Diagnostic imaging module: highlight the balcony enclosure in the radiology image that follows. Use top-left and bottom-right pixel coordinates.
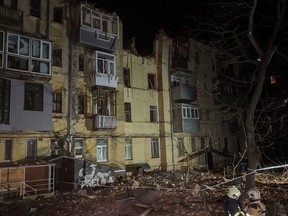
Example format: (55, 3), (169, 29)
(91, 88), (117, 130)
(0, 31), (51, 79)
(170, 70), (197, 102)
(79, 4), (119, 52)
(173, 103), (200, 133)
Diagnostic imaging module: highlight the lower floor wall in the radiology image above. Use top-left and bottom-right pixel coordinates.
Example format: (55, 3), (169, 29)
(0, 132), (244, 172)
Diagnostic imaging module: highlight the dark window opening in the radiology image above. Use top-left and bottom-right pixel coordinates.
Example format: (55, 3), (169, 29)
(79, 54), (84, 71)
(11, 0), (18, 10)
(53, 92), (62, 113)
(24, 83), (43, 111)
(150, 105), (157, 122)
(123, 68), (130, 87)
(78, 94), (85, 114)
(53, 7), (63, 23)
(52, 49), (62, 67)
(26, 139), (37, 159)
(5, 140), (12, 161)
(0, 78), (11, 124)
(124, 102), (131, 122)
(30, 0), (40, 18)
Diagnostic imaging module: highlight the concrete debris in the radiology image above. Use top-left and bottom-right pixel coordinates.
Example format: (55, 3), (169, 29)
(1, 170), (288, 215)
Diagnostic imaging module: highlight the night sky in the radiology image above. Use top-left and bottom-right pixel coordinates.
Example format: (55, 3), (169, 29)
(92, 0), (203, 55)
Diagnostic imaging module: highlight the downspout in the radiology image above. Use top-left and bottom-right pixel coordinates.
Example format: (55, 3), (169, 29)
(168, 45), (175, 167)
(66, 4), (73, 155)
(45, 0), (50, 38)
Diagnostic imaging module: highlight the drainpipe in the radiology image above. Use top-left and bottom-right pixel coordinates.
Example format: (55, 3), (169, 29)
(45, 0), (50, 39)
(66, 6), (73, 156)
(168, 45), (175, 167)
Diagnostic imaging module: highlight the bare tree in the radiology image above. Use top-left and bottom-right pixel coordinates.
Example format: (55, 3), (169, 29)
(186, 0), (287, 189)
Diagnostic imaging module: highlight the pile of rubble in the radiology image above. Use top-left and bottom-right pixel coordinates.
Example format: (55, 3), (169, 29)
(1, 170), (288, 216)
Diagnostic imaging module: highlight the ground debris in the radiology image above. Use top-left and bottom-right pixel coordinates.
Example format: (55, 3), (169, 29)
(1, 170), (288, 216)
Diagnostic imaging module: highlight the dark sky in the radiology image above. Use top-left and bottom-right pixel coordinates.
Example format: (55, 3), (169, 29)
(93, 0), (203, 54)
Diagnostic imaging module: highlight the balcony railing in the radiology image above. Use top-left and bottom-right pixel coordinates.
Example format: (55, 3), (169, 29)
(92, 115), (116, 130)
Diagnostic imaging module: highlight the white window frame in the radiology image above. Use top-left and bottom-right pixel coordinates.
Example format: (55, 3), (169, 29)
(182, 104), (199, 119)
(6, 32), (51, 75)
(125, 138), (132, 160)
(95, 51), (115, 76)
(151, 138), (159, 158)
(74, 138), (83, 158)
(96, 138), (108, 162)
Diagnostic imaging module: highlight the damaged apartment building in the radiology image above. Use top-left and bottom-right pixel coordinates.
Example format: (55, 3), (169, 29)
(0, 0), (247, 196)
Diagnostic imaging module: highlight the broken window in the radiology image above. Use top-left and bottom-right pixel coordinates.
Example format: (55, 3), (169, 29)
(78, 94), (85, 115)
(53, 7), (63, 23)
(30, 0), (41, 18)
(123, 68), (131, 87)
(26, 139), (37, 159)
(97, 138), (108, 162)
(96, 51), (115, 76)
(151, 138), (159, 158)
(0, 78), (10, 125)
(6, 33), (51, 74)
(93, 88), (116, 116)
(52, 49), (62, 67)
(148, 74), (156, 90)
(177, 138), (185, 156)
(24, 82), (43, 111)
(125, 138), (132, 160)
(78, 54), (84, 71)
(150, 105), (157, 123)
(4, 139), (12, 161)
(52, 92), (62, 113)
(124, 102), (131, 122)
(75, 138), (83, 158)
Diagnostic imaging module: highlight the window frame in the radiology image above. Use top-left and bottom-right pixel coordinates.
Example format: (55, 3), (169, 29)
(177, 138), (185, 157)
(96, 138), (108, 162)
(123, 67), (131, 87)
(6, 32), (51, 75)
(0, 78), (11, 124)
(26, 139), (37, 159)
(4, 139), (13, 161)
(93, 88), (116, 116)
(0, 31), (4, 68)
(148, 73), (156, 90)
(75, 138), (83, 158)
(151, 138), (159, 158)
(30, 0), (41, 18)
(182, 105), (199, 120)
(125, 138), (132, 160)
(149, 105), (157, 123)
(52, 92), (62, 113)
(95, 51), (115, 76)
(24, 82), (44, 111)
(52, 48), (62, 67)
(124, 102), (131, 122)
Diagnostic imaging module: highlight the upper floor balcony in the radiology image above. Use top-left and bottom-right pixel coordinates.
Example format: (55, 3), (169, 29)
(89, 51), (118, 89)
(172, 103), (200, 133)
(78, 4), (119, 52)
(0, 5), (23, 31)
(170, 70), (197, 102)
(0, 31), (52, 80)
